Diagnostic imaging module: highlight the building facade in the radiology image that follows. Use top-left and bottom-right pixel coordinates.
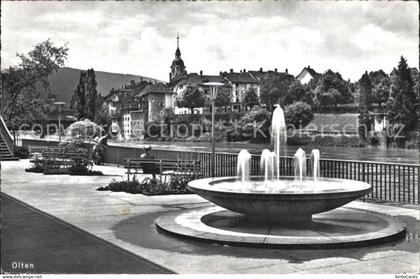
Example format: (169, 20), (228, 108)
(296, 66), (320, 84)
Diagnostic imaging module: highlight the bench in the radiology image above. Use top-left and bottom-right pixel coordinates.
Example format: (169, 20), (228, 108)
(124, 158), (202, 182)
(31, 150), (90, 172)
(29, 147), (60, 163)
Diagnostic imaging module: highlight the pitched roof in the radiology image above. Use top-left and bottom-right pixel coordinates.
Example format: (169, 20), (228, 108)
(249, 70), (295, 82)
(222, 71), (259, 84)
(172, 73), (228, 87)
(296, 66), (321, 81)
(135, 83), (173, 97)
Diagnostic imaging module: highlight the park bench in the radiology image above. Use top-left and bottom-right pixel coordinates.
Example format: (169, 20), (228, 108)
(30, 149), (90, 173)
(124, 158), (202, 182)
(29, 147), (60, 163)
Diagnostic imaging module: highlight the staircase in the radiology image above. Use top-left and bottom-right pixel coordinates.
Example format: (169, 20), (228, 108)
(0, 116), (19, 161)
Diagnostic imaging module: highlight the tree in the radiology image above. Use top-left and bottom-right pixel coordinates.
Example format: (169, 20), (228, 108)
(159, 107), (175, 137)
(313, 70), (353, 111)
(387, 56), (418, 134)
(214, 87), (231, 107)
(358, 71), (373, 139)
(93, 94), (110, 127)
(284, 101), (313, 128)
(175, 86), (206, 114)
(282, 81), (314, 107)
(70, 68), (99, 120)
(368, 70), (391, 108)
(242, 87), (260, 109)
(1, 39), (68, 139)
(238, 106), (271, 142)
(260, 74), (292, 111)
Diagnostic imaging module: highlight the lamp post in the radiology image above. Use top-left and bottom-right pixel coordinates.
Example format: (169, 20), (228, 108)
(54, 101), (66, 149)
(203, 82), (224, 178)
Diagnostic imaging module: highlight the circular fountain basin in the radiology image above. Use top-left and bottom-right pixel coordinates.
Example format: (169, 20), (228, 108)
(187, 176), (371, 223)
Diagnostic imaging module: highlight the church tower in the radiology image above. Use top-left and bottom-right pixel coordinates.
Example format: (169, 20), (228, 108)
(169, 33), (186, 82)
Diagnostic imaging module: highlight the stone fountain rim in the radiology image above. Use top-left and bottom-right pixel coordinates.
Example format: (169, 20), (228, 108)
(188, 176), (372, 198)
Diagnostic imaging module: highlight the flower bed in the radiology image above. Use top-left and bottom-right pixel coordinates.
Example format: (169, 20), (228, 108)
(97, 176), (192, 195)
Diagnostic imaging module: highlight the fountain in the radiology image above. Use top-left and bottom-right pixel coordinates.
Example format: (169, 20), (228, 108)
(237, 149), (251, 183)
(311, 149), (320, 181)
(156, 105), (406, 248)
(271, 105), (287, 180)
(293, 148), (307, 184)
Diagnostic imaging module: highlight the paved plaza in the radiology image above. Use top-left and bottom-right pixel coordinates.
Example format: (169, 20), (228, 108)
(1, 159), (419, 274)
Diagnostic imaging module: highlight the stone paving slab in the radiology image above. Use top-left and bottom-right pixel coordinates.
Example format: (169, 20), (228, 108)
(1, 160), (419, 274)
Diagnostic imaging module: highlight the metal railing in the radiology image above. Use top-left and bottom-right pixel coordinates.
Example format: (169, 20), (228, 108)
(154, 149), (419, 204)
(0, 115), (15, 155)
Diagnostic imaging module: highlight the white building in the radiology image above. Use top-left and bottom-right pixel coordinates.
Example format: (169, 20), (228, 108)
(296, 66), (320, 84)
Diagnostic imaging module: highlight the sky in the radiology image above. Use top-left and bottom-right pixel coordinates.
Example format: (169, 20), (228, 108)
(1, 1), (418, 82)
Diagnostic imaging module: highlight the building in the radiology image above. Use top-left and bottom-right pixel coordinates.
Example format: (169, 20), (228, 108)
(172, 71), (230, 114)
(296, 66), (321, 84)
(134, 82), (174, 122)
(103, 79), (150, 139)
(169, 34), (187, 83)
(220, 69), (260, 112)
(168, 35), (299, 114)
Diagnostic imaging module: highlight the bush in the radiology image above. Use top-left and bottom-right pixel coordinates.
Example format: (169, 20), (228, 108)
(185, 135), (197, 142)
(25, 164), (44, 173)
(314, 135), (336, 146)
(97, 176), (192, 195)
(238, 106), (271, 142)
(14, 146), (30, 159)
(196, 132), (211, 142)
(284, 101), (314, 128)
(68, 164), (103, 176)
(287, 133), (314, 145)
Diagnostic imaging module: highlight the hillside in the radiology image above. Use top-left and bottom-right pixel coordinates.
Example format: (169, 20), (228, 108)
(47, 67), (163, 105)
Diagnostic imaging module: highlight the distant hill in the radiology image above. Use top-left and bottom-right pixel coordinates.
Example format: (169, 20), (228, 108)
(47, 67), (163, 106)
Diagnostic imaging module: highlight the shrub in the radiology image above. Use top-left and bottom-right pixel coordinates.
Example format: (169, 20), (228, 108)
(314, 135), (336, 146)
(287, 133), (314, 145)
(14, 146), (30, 159)
(25, 164), (44, 173)
(185, 135), (197, 142)
(97, 176), (192, 195)
(68, 164), (103, 176)
(284, 101), (314, 128)
(239, 106), (271, 142)
(197, 132), (211, 142)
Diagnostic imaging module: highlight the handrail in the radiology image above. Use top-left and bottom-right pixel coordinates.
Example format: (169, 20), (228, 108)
(0, 115), (15, 155)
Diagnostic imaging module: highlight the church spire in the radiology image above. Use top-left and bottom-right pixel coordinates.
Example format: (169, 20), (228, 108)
(170, 32), (186, 82)
(177, 32), (179, 49)
(175, 33), (181, 58)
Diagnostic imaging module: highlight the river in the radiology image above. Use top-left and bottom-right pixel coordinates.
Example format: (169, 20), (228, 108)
(116, 141), (419, 164)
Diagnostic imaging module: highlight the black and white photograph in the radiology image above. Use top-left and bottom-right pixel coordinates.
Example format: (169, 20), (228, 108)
(0, 0), (419, 276)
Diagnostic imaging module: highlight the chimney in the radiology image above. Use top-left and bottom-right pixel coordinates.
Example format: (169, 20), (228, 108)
(285, 68), (288, 74)
(230, 69), (233, 73)
(274, 68), (278, 73)
(140, 77), (143, 82)
(243, 68), (246, 73)
(130, 80), (135, 86)
(219, 71), (223, 75)
(308, 65), (310, 69)
(200, 70), (203, 77)
(260, 67), (263, 73)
